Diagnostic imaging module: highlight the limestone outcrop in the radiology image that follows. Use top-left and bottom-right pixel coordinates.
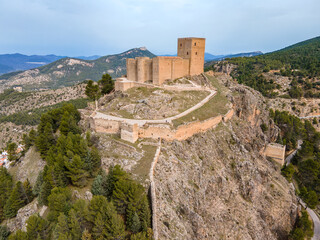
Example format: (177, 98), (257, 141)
(153, 79), (297, 239)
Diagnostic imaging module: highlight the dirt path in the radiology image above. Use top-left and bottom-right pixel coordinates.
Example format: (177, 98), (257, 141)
(93, 89), (216, 126)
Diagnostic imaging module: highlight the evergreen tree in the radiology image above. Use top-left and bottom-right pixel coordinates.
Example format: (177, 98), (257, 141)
(0, 226), (10, 240)
(92, 213), (104, 239)
(7, 230), (28, 240)
(91, 175), (106, 197)
(98, 73), (114, 95)
(22, 179), (34, 204)
(0, 168), (13, 221)
(26, 215), (47, 240)
(4, 182), (25, 219)
(65, 155), (88, 187)
(129, 212), (141, 233)
(105, 212), (126, 240)
(47, 188), (72, 221)
(7, 142), (17, 162)
(53, 213), (71, 240)
(85, 80), (100, 101)
(68, 209), (81, 240)
(38, 181), (52, 206)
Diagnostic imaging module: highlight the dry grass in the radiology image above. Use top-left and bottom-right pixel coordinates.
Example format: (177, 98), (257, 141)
(172, 75), (230, 126)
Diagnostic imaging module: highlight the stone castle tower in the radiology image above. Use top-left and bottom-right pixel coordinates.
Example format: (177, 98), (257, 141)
(115, 37), (206, 91)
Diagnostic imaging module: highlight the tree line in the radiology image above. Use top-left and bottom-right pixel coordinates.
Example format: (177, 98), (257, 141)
(1, 103), (152, 240)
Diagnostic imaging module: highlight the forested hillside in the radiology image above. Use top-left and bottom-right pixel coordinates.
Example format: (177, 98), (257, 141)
(207, 36), (320, 98)
(0, 48), (155, 91)
(0, 104), (152, 239)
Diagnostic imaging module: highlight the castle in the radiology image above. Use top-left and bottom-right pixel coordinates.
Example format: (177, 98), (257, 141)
(115, 37), (206, 91)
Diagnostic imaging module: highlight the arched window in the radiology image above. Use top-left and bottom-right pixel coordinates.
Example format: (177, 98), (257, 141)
(195, 52), (198, 55)
(194, 42), (197, 46)
(187, 52), (189, 55)
(180, 43), (182, 47)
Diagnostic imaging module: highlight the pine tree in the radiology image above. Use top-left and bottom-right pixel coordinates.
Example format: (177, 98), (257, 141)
(129, 212), (141, 233)
(0, 225), (10, 240)
(22, 179), (34, 204)
(85, 80), (100, 101)
(138, 196), (151, 231)
(92, 213), (104, 239)
(65, 155), (88, 187)
(53, 213), (70, 240)
(26, 214), (47, 240)
(91, 175), (106, 196)
(7, 230), (28, 240)
(4, 182), (25, 219)
(69, 209), (81, 240)
(105, 212), (125, 239)
(0, 168), (13, 221)
(98, 73), (114, 95)
(7, 142), (17, 162)
(38, 181), (52, 206)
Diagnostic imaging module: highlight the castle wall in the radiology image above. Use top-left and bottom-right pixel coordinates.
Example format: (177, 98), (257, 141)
(171, 58), (190, 80)
(137, 57), (152, 83)
(115, 79), (136, 91)
(177, 38), (205, 76)
(264, 143), (286, 165)
(126, 59), (137, 81)
(91, 108), (234, 143)
(121, 123), (139, 143)
(93, 119), (121, 134)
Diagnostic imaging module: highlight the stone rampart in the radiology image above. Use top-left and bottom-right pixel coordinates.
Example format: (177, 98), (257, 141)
(91, 108), (234, 143)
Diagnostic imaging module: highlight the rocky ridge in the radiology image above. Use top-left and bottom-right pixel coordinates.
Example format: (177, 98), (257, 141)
(153, 75), (297, 239)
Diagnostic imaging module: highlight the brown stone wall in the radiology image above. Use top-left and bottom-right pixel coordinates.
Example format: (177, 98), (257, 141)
(177, 38), (205, 76)
(137, 57), (152, 83)
(264, 144), (286, 165)
(115, 79), (135, 91)
(126, 58), (137, 81)
(94, 119), (120, 134)
(120, 123), (139, 143)
(138, 115), (223, 141)
(171, 58), (190, 80)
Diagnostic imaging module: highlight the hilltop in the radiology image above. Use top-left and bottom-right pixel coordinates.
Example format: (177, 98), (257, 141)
(206, 36), (320, 101)
(0, 47), (155, 91)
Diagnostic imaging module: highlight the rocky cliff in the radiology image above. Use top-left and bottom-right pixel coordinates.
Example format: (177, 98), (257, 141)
(153, 77), (297, 239)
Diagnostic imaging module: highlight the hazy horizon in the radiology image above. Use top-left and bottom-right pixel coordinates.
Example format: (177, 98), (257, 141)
(0, 0), (319, 56)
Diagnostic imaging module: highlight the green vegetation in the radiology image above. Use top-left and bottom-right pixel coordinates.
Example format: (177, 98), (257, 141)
(0, 48), (156, 91)
(207, 36), (320, 98)
(1, 103), (152, 239)
(85, 73), (115, 101)
(172, 75), (229, 126)
(289, 210), (313, 240)
(272, 110), (320, 208)
(0, 98), (89, 126)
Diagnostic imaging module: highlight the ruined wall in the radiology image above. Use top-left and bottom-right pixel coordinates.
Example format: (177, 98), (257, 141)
(121, 123), (139, 143)
(115, 79), (136, 91)
(264, 143), (286, 165)
(92, 119), (121, 134)
(223, 109), (234, 122)
(92, 109), (234, 143)
(138, 115), (225, 142)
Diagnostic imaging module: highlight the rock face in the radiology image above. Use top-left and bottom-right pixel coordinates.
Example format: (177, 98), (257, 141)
(4, 199), (47, 232)
(154, 81), (297, 239)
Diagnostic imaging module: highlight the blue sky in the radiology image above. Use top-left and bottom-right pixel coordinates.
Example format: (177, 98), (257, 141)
(0, 0), (319, 56)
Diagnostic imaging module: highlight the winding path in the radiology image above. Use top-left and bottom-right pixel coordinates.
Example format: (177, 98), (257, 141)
(287, 143), (320, 240)
(93, 89), (216, 126)
(298, 198), (320, 240)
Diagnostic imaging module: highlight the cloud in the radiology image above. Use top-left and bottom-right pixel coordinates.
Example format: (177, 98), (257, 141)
(0, 0), (319, 55)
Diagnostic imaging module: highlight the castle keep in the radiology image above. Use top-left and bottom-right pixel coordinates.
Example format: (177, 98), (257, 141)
(115, 37), (206, 91)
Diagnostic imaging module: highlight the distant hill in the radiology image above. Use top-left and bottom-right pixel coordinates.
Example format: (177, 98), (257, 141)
(0, 48), (156, 91)
(210, 36), (320, 98)
(0, 53), (66, 74)
(0, 53), (106, 75)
